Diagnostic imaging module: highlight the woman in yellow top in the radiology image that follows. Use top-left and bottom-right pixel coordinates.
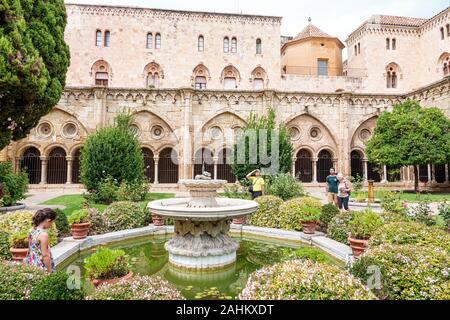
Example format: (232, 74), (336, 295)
(246, 169), (265, 200)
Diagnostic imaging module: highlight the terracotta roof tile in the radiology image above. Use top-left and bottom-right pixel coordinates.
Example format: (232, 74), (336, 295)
(368, 14), (428, 27)
(294, 24), (332, 40)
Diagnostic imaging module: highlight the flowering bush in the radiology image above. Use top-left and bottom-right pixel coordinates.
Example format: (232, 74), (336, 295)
(84, 248), (131, 280)
(278, 197), (322, 231)
(369, 222), (450, 249)
(0, 211), (57, 259)
(351, 244), (450, 300)
(327, 211), (354, 245)
(0, 260), (46, 300)
(104, 201), (148, 231)
(379, 210), (408, 224)
(86, 275), (184, 300)
(240, 259), (375, 300)
(88, 208), (110, 236)
(348, 209), (383, 240)
(407, 202), (436, 226)
(248, 196), (284, 229)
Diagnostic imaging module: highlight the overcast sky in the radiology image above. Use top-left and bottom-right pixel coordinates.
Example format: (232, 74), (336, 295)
(66, 0), (449, 41)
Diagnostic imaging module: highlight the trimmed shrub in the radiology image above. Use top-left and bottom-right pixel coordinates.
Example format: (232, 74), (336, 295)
(279, 197), (322, 231)
(320, 204), (340, 227)
(369, 222), (450, 249)
(240, 259), (375, 300)
(351, 244), (450, 300)
(86, 275), (184, 300)
(80, 114), (145, 192)
(0, 162), (28, 207)
(29, 272), (85, 300)
(267, 174), (304, 201)
(348, 209), (383, 240)
(327, 211), (354, 245)
(104, 201), (148, 231)
(0, 261), (46, 300)
(84, 248), (131, 280)
(248, 196), (284, 229)
(88, 208), (109, 236)
(0, 211), (57, 259)
(54, 209), (70, 237)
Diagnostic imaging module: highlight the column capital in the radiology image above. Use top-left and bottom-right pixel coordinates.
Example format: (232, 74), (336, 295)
(66, 156), (73, 162)
(39, 156), (48, 162)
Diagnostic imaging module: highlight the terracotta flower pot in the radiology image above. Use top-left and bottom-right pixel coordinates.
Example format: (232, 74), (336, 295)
(233, 216), (246, 225)
(70, 222), (91, 239)
(348, 237), (369, 258)
(152, 214), (165, 226)
(91, 271), (133, 287)
(10, 248), (28, 261)
(301, 221), (317, 234)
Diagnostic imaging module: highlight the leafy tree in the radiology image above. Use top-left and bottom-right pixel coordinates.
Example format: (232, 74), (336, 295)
(365, 100), (450, 192)
(231, 108), (293, 181)
(0, 0), (70, 149)
(80, 114), (145, 191)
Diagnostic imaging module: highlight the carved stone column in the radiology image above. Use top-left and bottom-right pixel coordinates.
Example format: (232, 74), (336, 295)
(431, 164), (437, 184)
(427, 164), (432, 183)
(382, 165), (388, 183)
(66, 156), (73, 185)
(292, 157), (297, 178)
(213, 156), (219, 180)
(445, 164), (449, 184)
(40, 156), (48, 184)
(312, 157), (318, 183)
(362, 159), (368, 180)
(154, 156), (159, 184)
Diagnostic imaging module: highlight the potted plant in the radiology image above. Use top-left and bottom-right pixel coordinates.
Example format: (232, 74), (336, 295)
(348, 210), (383, 257)
(299, 206), (321, 234)
(151, 213), (165, 226)
(9, 230), (29, 261)
(84, 247), (132, 287)
(232, 216), (246, 225)
(68, 209), (91, 240)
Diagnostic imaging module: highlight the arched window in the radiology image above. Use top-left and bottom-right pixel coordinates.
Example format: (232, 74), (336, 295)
(386, 63), (400, 89)
(440, 54), (450, 76)
(358, 43), (361, 54)
(72, 148), (82, 184)
(392, 38), (396, 50)
(256, 38), (262, 54)
(155, 33), (161, 49)
(158, 148), (178, 184)
(354, 45), (358, 56)
(386, 38), (390, 50)
(198, 35), (204, 52)
(223, 37), (229, 53)
(104, 31), (110, 47)
(95, 30), (102, 47)
(92, 60), (111, 87)
(20, 147), (41, 184)
(447, 24), (450, 37)
(295, 149), (313, 183)
(146, 33), (153, 49)
(217, 149), (235, 182)
(351, 151), (364, 179)
(144, 62), (163, 88)
(251, 67), (267, 90)
(47, 147), (67, 184)
(142, 148), (155, 183)
(221, 65), (240, 90)
(231, 37), (237, 53)
(441, 27), (445, 40)
(192, 64), (210, 89)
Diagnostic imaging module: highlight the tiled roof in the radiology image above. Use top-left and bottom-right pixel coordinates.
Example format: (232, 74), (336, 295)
(367, 14), (428, 27)
(294, 24), (332, 40)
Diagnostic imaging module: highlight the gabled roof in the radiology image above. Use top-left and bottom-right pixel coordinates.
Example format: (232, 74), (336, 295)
(367, 14), (428, 27)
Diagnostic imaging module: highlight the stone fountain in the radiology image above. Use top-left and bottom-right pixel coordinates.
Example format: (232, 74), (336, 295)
(147, 173), (258, 270)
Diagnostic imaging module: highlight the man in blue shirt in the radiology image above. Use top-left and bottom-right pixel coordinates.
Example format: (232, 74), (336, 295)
(326, 168), (339, 206)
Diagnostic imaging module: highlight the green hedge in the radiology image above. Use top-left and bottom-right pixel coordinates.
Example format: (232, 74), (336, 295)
(29, 272), (85, 300)
(104, 201), (149, 231)
(278, 197), (322, 231)
(0, 162), (28, 207)
(248, 196), (284, 229)
(240, 259), (375, 300)
(352, 244), (449, 300)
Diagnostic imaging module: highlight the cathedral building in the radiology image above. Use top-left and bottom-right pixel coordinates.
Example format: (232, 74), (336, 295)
(1, 3), (449, 190)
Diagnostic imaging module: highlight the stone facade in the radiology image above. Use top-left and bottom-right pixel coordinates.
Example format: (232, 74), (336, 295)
(1, 3), (450, 189)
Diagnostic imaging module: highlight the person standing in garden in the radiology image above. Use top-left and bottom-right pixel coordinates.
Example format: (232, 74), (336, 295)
(26, 208), (57, 273)
(246, 169), (265, 200)
(326, 168), (339, 207)
(337, 173), (352, 212)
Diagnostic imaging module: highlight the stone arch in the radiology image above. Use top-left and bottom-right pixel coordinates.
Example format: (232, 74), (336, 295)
(295, 148), (313, 183)
(43, 144), (69, 157)
(351, 115), (378, 151)
(192, 64), (211, 89)
(19, 146), (42, 184)
(250, 66), (268, 90)
(131, 109), (178, 141)
(385, 62), (401, 88)
(200, 111), (247, 147)
(193, 147), (215, 179)
(438, 52), (450, 76)
(158, 147), (179, 184)
(143, 62), (164, 88)
(221, 65), (241, 89)
(47, 146), (67, 184)
(91, 59), (112, 86)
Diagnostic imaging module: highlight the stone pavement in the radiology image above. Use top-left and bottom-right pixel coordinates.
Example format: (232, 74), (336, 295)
(22, 188), (84, 211)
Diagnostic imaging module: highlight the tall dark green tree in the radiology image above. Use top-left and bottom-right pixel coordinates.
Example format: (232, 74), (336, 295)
(231, 108), (293, 181)
(0, 0), (70, 149)
(365, 100), (450, 192)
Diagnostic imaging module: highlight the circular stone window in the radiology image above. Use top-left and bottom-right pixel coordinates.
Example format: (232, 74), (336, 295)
(62, 122), (78, 138)
(359, 129), (372, 141)
(37, 122), (52, 138)
(151, 125), (164, 140)
(309, 127), (322, 140)
(209, 126), (223, 140)
(288, 127), (301, 141)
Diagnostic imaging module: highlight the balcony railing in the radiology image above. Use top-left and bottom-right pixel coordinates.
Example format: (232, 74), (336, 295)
(282, 66), (367, 77)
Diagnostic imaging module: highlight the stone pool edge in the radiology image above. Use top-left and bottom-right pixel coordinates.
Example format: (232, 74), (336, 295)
(52, 224), (353, 267)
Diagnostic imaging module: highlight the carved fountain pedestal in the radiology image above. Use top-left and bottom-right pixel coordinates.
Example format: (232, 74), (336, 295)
(148, 177), (258, 270)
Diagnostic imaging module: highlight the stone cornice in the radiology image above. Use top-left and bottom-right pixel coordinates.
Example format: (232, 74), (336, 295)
(65, 3), (282, 25)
